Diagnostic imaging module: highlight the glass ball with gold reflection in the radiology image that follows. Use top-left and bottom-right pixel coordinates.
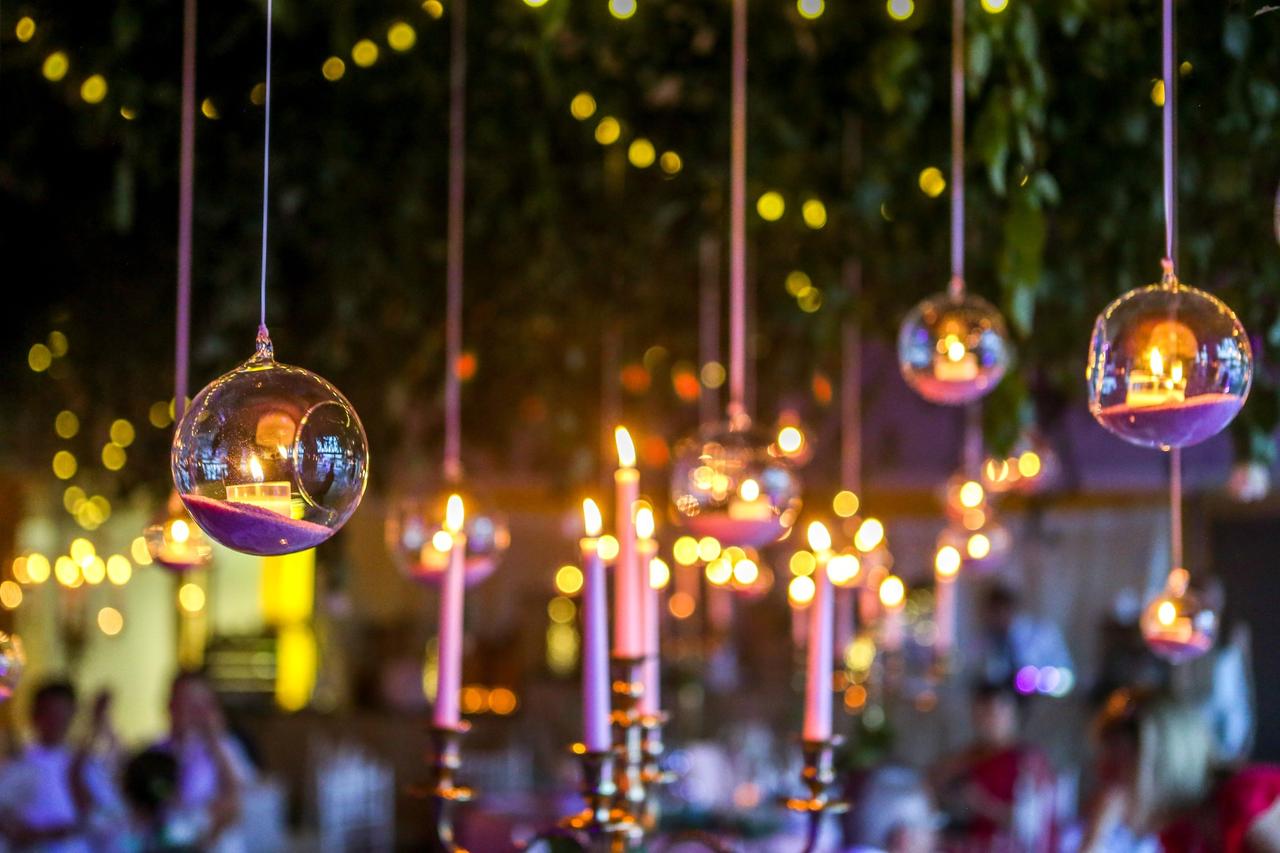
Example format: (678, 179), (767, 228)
(385, 489), (510, 587)
(1140, 568), (1218, 663)
(171, 331), (369, 556)
(898, 290), (1010, 405)
(144, 492), (213, 571)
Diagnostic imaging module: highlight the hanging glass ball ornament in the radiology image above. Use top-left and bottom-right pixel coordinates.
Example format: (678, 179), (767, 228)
(1140, 568), (1218, 663)
(171, 330), (370, 556)
(0, 631), (25, 701)
(1087, 267), (1251, 450)
(144, 491), (214, 571)
(898, 289), (1011, 405)
(670, 419), (801, 548)
(937, 520), (1010, 574)
(385, 490), (509, 587)
(982, 432), (1060, 496)
(943, 474), (989, 524)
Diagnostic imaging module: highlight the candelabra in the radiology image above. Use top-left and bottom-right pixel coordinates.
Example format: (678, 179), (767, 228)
(423, 723), (473, 853)
(782, 737), (848, 853)
(610, 655), (649, 822)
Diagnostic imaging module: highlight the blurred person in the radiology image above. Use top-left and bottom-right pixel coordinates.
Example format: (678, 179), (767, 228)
(121, 748), (199, 852)
(973, 582), (1073, 689)
(1078, 689), (1280, 852)
(0, 681), (126, 852)
(931, 681), (1056, 851)
(843, 765), (939, 853)
(155, 672), (254, 853)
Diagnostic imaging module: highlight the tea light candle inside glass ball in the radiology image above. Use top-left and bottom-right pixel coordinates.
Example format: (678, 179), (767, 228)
(385, 491), (510, 587)
(1087, 271), (1251, 450)
(0, 631), (25, 702)
(898, 290), (1011, 405)
(670, 420), (802, 548)
(1140, 568), (1218, 663)
(982, 433), (1059, 496)
(171, 331), (369, 556)
(144, 492), (214, 571)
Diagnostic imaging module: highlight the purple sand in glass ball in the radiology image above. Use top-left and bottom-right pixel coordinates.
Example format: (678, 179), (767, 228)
(680, 515), (788, 550)
(1144, 634), (1215, 664)
(1094, 393), (1244, 449)
(183, 494), (334, 556)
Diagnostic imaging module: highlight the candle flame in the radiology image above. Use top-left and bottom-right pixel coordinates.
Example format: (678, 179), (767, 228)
(1170, 360), (1183, 384)
(248, 455), (265, 483)
(445, 494), (465, 533)
(807, 520), (832, 554)
(879, 574), (906, 608)
(170, 519), (190, 544)
(1149, 346), (1164, 376)
(1156, 599), (1177, 627)
(635, 505), (655, 540)
(946, 337), (966, 362)
(614, 426), (636, 468)
(582, 498), (603, 537)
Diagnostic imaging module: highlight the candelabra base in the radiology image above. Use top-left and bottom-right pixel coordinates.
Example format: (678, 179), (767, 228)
(782, 737), (848, 853)
(422, 723), (474, 853)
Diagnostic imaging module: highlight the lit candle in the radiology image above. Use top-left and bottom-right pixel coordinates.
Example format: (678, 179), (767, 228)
(579, 499), (611, 753)
(834, 587), (856, 667)
(934, 334), (979, 381)
(934, 545), (961, 655)
(879, 574), (906, 652)
(635, 507), (660, 715)
(1125, 346), (1187, 408)
(433, 495), (466, 729)
(727, 477), (773, 520)
(226, 456), (293, 517)
(613, 427), (643, 658)
(803, 522), (834, 743)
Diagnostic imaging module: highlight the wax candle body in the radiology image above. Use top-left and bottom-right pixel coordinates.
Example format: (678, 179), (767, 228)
(834, 587), (856, 665)
(638, 540), (661, 716)
(613, 469), (642, 657)
(434, 534), (466, 728)
(935, 576), (956, 656)
(802, 553), (834, 742)
(580, 538), (611, 752)
(881, 602), (904, 652)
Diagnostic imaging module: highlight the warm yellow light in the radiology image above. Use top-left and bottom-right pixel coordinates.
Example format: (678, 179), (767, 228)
(697, 536), (722, 563)
(801, 198), (827, 229)
(756, 191), (785, 222)
(131, 536), (152, 566)
(936, 545), (962, 578)
(828, 554), (861, 586)
(701, 361), (726, 388)
(967, 533), (992, 560)
(248, 82), (266, 105)
(489, 687), (518, 715)
(832, 490), (859, 518)
(1151, 80), (1165, 107)
(797, 0), (825, 19)
(981, 0), (1008, 11)
(15, 17), (36, 41)
(106, 555), (132, 586)
(80, 74), (108, 104)
(797, 287), (824, 313)
(200, 98), (219, 119)
(628, 138), (656, 169)
(607, 432), (635, 476)
(854, 518), (885, 552)
(110, 419), (135, 447)
(1156, 599), (1177, 627)
(120, 106), (137, 120)
(322, 57), (346, 81)
(598, 535), (620, 562)
(570, 92), (597, 121)
(672, 536), (699, 566)
(149, 401), (173, 428)
(42, 52), (69, 82)
(48, 330), (68, 357)
(431, 530), (454, 552)
(445, 495), (465, 534)
(738, 478), (761, 503)
(26, 554), (50, 584)
(98, 607), (124, 636)
(786, 271), (812, 297)
(82, 556), (106, 585)
(962, 508), (986, 531)
(959, 481), (985, 509)
(178, 582), (206, 613)
(879, 575), (906, 608)
(635, 506), (656, 541)
(387, 22), (417, 51)
(946, 337), (967, 362)
(525, 0), (550, 8)
(669, 591), (696, 619)
(1017, 451), (1042, 478)
(659, 151), (682, 175)
(55, 410), (79, 439)
(595, 116), (621, 145)
(789, 550), (816, 577)
(555, 564), (584, 595)
(886, 0), (914, 21)
(777, 426), (804, 455)
(54, 557), (80, 587)
(29, 343), (53, 372)
(705, 558), (733, 586)
(789, 575), (816, 606)
(582, 498), (603, 538)
(352, 39), (379, 67)
(102, 443), (126, 471)
(548, 596), (576, 624)
(650, 557), (671, 589)
(0, 582), (22, 610)
(609, 0), (637, 19)
(423, 0), (445, 17)
(732, 558), (759, 586)
(807, 521), (832, 554)
(70, 538), (95, 564)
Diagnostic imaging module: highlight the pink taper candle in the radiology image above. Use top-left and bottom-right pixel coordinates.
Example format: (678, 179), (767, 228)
(612, 428), (643, 658)
(803, 522), (834, 743)
(433, 495), (466, 728)
(580, 499), (612, 753)
(879, 574), (906, 652)
(635, 509), (660, 715)
(935, 545), (961, 656)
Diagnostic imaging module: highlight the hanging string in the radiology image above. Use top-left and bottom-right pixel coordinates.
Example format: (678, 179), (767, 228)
(948, 0), (966, 300)
(443, 0), (467, 484)
(727, 0), (747, 423)
(175, 0), (196, 423)
(1160, 0), (1184, 573)
(257, 0), (274, 337)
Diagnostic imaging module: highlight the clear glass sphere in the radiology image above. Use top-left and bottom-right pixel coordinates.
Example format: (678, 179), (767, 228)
(0, 632), (25, 701)
(982, 432), (1060, 496)
(1087, 272), (1252, 449)
(385, 491), (509, 587)
(171, 332), (369, 556)
(1140, 569), (1218, 663)
(144, 492), (213, 571)
(898, 290), (1011, 405)
(670, 419), (802, 548)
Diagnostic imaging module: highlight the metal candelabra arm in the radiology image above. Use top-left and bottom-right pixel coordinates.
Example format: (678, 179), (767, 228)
(781, 737), (849, 853)
(419, 722), (474, 853)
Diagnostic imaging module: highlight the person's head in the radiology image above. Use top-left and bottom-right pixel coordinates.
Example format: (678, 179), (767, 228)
(981, 583), (1020, 634)
(971, 681), (1020, 747)
(168, 670), (216, 736)
(1093, 689), (1213, 828)
(31, 680), (77, 746)
(123, 747), (180, 822)
(845, 765), (939, 853)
